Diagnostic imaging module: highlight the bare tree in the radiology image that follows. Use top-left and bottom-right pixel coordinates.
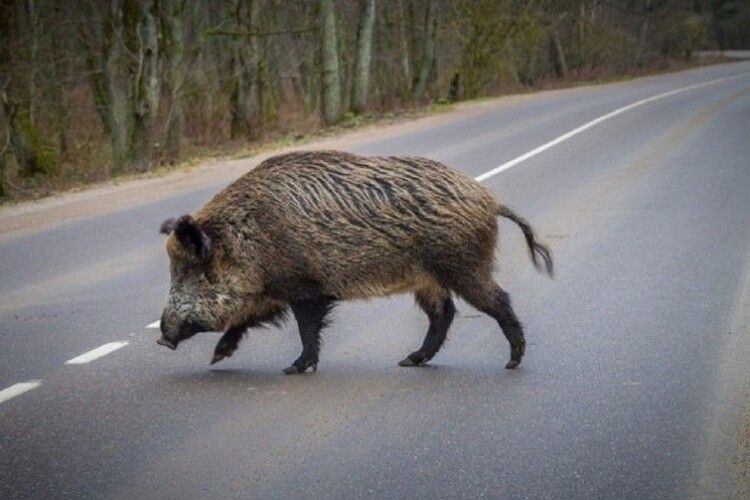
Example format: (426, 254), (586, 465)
(101, 0), (162, 173)
(412, 1), (436, 102)
(549, 25), (567, 78)
(638, 0), (654, 63)
(229, 0), (261, 140)
(48, 7), (69, 154)
(396, 0), (412, 95)
(162, 0), (189, 162)
(351, 0), (376, 114)
(132, 0), (161, 170)
(0, 130), (7, 197)
(320, 0), (341, 124)
(0, 88), (6, 196)
(105, 0), (135, 172)
(22, 0), (39, 122)
(0, 0), (59, 177)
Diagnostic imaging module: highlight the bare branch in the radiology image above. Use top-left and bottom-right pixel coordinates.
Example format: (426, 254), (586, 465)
(203, 27), (317, 38)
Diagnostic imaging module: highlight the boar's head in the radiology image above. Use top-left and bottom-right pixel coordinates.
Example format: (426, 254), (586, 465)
(156, 215), (244, 350)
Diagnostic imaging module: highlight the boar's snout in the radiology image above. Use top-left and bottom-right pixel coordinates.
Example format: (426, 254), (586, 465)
(157, 309), (209, 350)
(157, 312), (179, 350)
(156, 336), (177, 350)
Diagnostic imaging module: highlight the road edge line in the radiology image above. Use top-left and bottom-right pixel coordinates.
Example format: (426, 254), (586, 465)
(474, 72), (746, 182)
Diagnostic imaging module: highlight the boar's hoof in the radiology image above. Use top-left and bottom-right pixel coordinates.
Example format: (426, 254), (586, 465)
(211, 344), (237, 365)
(283, 359), (318, 375)
(505, 359), (521, 369)
(210, 351), (232, 365)
(398, 352), (426, 367)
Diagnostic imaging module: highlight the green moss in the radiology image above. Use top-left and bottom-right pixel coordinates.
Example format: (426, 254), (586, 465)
(430, 101), (454, 112)
(17, 111), (60, 177)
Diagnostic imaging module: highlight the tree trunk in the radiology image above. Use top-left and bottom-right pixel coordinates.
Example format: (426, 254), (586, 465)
(229, 0), (261, 140)
(320, 0), (341, 125)
(50, 40), (68, 153)
(549, 28), (567, 78)
(21, 0), (39, 123)
(84, 52), (112, 136)
(292, 21), (317, 116)
(105, 0), (161, 173)
(106, 0), (136, 173)
(396, 1), (412, 95)
(578, 3), (585, 47)
(0, 88), (27, 177)
(412, 2), (436, 103)
(0, 107), (5, 197)
(1, 83), (57, 177)
(131, 0), (161, 171)
(244, 0), (261, 132)
(351, 0), (376, 114)
(164, 0), (187, 163)
(0, 83), (10, 196)
(75, 0), (112, 136)
(637, 0), (653, 63)
(0, 146), (6, 197)
(448, 72), (460, 102)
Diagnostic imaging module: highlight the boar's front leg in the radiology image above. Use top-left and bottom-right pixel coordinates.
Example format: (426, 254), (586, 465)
(284, 296), (335, 374)
(211, 326), (246, 365)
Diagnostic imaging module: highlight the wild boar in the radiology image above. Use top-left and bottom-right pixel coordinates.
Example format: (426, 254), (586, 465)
(157, 150), (553, 374)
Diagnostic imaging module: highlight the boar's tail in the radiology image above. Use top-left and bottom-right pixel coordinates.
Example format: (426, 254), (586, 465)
(497, 204), (554, 277)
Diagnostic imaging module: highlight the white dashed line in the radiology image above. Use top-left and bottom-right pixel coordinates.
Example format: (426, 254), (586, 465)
(146, 320), (161, 329)
(65, 342), (129, 365)
(0, 381), (41, 405)
(474, 73), (741, 182)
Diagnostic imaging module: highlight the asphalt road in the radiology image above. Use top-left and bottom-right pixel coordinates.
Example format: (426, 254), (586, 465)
(1, 61), (749, 499)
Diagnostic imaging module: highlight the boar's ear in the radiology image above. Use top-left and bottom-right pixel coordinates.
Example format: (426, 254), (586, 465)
(172, 215), (212, 260)
(159, 218), (178, 235)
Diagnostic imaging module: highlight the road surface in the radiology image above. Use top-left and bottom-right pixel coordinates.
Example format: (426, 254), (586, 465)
(1, 61), (749, 499)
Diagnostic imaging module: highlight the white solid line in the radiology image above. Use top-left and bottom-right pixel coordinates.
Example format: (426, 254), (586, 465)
(146, 320), (161, 329)
(65, 341), (129, 365)
(0, 381), (42, 405)
(474, 73), (742, 183)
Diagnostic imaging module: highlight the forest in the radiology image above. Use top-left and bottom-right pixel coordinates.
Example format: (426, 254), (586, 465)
(1, 0), (748, 200)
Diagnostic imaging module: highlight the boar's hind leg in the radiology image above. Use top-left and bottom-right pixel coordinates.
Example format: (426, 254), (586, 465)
(211, 326), (245, 365)
(456, 277), (525, 369)
(284, 296), (336, 375)
(399, 288), (456, 367)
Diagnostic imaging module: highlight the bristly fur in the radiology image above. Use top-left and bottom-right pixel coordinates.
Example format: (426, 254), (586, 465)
(159, 150), (553, 372)
(195, 150), (512, 301)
